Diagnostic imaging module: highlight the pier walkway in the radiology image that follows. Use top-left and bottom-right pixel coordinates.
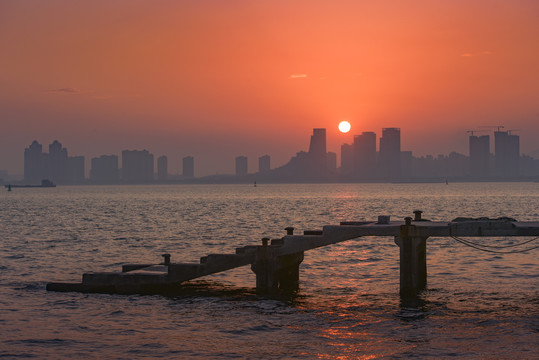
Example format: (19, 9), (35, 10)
(47, 211), (539, 297)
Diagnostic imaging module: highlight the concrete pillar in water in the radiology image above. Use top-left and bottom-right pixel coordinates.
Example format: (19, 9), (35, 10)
(395, 218), (429, 297)
(251, 238), (304, 291)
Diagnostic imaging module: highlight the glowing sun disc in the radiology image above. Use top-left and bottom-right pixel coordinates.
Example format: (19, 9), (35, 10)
(338, 121), (351, 133)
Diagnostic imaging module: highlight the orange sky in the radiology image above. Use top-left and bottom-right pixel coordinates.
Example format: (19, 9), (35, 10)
(1, 0), (538, 176)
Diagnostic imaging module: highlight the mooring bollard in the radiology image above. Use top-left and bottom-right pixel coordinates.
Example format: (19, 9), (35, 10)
(162, 253), (171, 265)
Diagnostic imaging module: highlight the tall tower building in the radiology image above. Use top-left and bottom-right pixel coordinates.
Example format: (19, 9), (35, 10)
(494, 131), (519, 177)
(122, 149), (154, 183)
(235, 156), (248, 176)
(49, 140), (68, 184)
(340, 143), (353, 175)
(309, 128), (327, 157)
(258, 155), (271, 173)
(308, 128), (327, 167)
(182, 156), (194, 178)
(24, 140), (44, 184)
(379, 128), (401, 179)
(327, 152), (337, 172)
(353, 131), (377, 177)
(90, 155), (119, 184)
(157, 155), (168, 181)
(67, 156), (85, 184)
(469, 135), (490, 177)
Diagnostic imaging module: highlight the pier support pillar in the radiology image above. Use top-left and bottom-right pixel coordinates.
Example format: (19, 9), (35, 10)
(251, 244), (304, 291)
(395, 222), (429, 297)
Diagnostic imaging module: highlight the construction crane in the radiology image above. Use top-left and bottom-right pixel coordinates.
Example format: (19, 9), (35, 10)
(479, 125), (505, 132)
(466, 130), (488, 136)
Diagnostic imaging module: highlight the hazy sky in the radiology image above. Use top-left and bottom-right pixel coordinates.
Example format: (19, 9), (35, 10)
(1, 0), (538, 176)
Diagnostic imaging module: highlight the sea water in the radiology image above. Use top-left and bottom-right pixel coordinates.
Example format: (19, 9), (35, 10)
(1, 183), (538, 359)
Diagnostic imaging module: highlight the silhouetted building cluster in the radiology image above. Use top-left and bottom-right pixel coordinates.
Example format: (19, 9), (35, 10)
(23, 140), (197, 185)
(24, 140), (84, 185)
(19, 126), (538, 185)
(340, 128), (404, 180)
(337, 127), (527, 181)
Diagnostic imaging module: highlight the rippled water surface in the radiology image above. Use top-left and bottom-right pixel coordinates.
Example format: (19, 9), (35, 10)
(1, 183), (538, 359)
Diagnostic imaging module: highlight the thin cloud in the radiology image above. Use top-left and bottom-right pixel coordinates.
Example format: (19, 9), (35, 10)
(47, 87), (81, 93)
(461, 51), (492, 57)
(290, 74), (308, 79)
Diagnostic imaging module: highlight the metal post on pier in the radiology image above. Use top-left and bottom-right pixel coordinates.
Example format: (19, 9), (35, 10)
(395, 217), (429, 297)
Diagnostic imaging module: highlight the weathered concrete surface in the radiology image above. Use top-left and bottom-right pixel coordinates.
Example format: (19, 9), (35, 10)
(46, 216), (539, 295)
(47, 250), (256, 293)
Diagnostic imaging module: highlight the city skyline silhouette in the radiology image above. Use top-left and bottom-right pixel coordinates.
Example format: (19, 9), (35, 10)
(8, 125), (538, 185)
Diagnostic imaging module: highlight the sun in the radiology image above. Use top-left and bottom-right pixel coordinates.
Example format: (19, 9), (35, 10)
(338, 121), (351, 133)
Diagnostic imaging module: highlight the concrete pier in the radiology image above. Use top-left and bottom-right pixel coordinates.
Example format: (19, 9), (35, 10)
(251, 239), (304, 291)
(47, 214), (539, 296)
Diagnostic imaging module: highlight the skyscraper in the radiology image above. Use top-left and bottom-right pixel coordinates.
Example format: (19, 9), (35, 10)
(24, 140), (44, 184)
(469, 135), (490, 177)
(353, 131), (377, 177)
(67, 156), (85, 184)
(340, 143), (354, 175)
(182, 156), (194, 178)
(494, 131), (519, 177)
(308, 128), (327, 169)
(235, 156), (248, 176)
(327, 152), (337, 172)
(48, 140), (68, 184)
(379, 128), (401, 179)
(90, 155), (119, 184)
(122, 149), (154, 183)
(258, 155), (271, 173)
(157, 155), (168, 181)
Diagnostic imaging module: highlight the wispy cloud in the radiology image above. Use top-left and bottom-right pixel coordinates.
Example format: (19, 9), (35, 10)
(461, 51), (492, 57)
(290, 74), (308, 79)
(47, 87), (81, 93)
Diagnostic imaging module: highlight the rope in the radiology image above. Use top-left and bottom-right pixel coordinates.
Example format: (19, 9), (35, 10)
(451, 236), (539, 249)
(450, 236), (539, 254)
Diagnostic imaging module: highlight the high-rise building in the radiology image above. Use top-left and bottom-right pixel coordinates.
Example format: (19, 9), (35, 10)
(258, 155), (271, 173)
(469, 135), (490, 177)
(327, 152), (337, 172)
(235, 156), (248, 176)
(308, 128), (327, 169)
(122, 149), (154, 183)
(67, 156), (85, 184)
(340, 143), (354, 175)
(157, 155), (168, 181)
(90, 155), (119, 184)
(400, 151), (413, 178)
(353, 131), (377, 177)
(379, 128), (401, 179)
(24, 140), (44, 184)
(49, 140), (68, 184)
(494, 131), (519, 177)
(182, 156), (194, 178)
